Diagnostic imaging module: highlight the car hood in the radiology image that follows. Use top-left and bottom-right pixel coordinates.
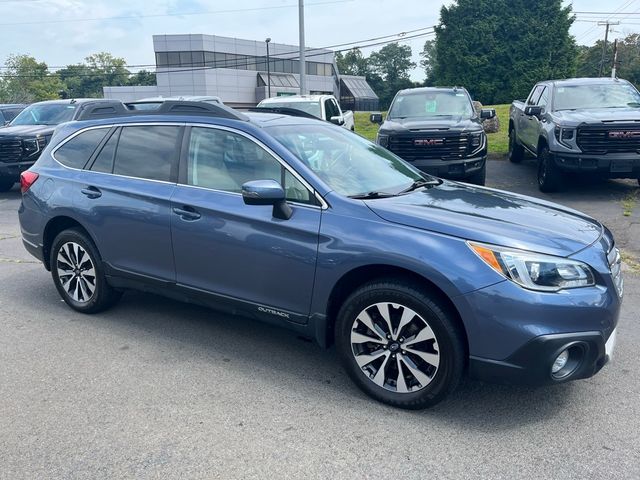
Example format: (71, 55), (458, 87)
(365, 181), (602, 257)
(552, 107), (640, 125)
(380, 116), (481, 133)
(0, 125), (55, 137)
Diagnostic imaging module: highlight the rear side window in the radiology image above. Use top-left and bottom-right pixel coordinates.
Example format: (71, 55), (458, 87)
(89, 129), (119, 173)
(113, 126), (181, 182)
(55, 128), (110, 169)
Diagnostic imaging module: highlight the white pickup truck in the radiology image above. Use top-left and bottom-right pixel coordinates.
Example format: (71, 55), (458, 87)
(257, 95), (355, 131)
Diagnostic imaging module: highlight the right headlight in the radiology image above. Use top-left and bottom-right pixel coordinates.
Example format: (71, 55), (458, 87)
(468, 241), (595, 292)
(376, 133), (389, 148)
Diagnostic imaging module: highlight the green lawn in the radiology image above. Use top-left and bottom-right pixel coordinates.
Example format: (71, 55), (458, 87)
(354, 105), (511, 159)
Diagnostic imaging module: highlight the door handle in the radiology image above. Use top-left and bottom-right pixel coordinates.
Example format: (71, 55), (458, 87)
(172, 206), (201, 221)
(80, 186), (102, 199)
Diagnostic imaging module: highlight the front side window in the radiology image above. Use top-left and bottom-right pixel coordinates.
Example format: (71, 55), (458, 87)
(388, 90), (473, 119)
(55, 128), (110, 169)
(268, 124), (426, 197)
(113, 126), (181, 182)
(187, 127), (314, 204)
(11, 104), (77, 126)
(536, 87), (549, 110)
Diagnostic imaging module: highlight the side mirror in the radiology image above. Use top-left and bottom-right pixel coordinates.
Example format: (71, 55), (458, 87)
(241, 179), (292, 220)
(370, 112), (383, 124)
(330, 115), (345, 126)
(480, 108), (496, 119)
(524, 106), (543, 117)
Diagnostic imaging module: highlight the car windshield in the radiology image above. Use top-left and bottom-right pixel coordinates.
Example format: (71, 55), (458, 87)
(388, 90), (473, 119)
(10, 103), (77, 126)
(259, 101), (322, 118)
(554, 83), (640, 111)
(267, 124), (431, 197)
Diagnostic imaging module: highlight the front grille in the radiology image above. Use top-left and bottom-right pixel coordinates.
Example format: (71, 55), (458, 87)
(607, 246), (624, 298)
(388, 133), (469, 161)
(0, 138), (23, 164)
(577, 125), (640, 154)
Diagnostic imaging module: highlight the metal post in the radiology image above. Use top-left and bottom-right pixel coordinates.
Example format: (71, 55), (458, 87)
(298, 0), (306, 96)
(598, 21), (619, 77)
(265, 38), (272, 98)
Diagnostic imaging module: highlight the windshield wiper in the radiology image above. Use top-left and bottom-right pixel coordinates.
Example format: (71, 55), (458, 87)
(397, 179), (441, 195)
(348, 191), (397, 199)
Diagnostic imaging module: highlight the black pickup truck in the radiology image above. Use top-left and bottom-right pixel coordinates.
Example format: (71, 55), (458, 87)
(0, 99), (123, 191)
(510, 77), (640, 191)
(371, 87), (495, 185)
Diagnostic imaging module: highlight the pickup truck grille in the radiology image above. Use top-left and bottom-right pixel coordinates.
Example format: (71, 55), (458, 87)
(0, 138), (23, 164)
(608, 246), (624, 298)
(577, 125), (640, 154)
(388, 133), (469, 161)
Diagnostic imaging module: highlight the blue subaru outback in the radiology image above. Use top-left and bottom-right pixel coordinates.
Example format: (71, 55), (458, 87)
(18, 101), (622, 409)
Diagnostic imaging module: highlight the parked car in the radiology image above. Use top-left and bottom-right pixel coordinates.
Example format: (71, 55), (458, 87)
(0, 104), (27, 126)
(510, 77), (640, 191)
(256, 95), (355, 131)
(18, 101), (622, 409)
(371, 87), (495, 185)
(0, 98), (125, 192)
(127, 95), (223, 111)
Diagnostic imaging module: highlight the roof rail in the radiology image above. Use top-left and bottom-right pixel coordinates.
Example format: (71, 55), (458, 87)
(76, 100), (249, 122)
(247, 106), (321, 120)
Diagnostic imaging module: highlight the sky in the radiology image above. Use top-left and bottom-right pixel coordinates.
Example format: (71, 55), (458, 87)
(0, 0), (638, 81)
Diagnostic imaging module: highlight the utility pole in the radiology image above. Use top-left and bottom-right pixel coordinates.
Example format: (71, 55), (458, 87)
(598, 21), (619, 77)
(298, 0), (306, 96)
(611, 39), (619, 78)
(265, 38), (272, 98)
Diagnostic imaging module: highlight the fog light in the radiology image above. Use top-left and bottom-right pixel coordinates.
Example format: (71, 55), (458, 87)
(552, 349), (569, 374)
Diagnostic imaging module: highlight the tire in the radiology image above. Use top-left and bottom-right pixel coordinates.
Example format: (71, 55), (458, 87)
(508, 128), (524, 163)
(335, 279), (465, 410)
(465, 163), (486, 186)
(537, 146), (563, 193)
(50, 228), (122, 313)
(0, 177), (15, 192)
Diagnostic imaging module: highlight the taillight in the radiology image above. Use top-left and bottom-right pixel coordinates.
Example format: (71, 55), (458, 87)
(20, 171), (39, 194)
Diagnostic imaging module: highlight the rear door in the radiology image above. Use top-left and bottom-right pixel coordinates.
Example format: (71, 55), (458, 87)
(68, 123), (183, 282)
(170, 125), (322, 320)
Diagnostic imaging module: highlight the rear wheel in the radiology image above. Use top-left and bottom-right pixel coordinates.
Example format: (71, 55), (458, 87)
(508, 128), (524, 163)
(466, 163), (486, 186)
(0, 177), (15, 192)
(335, 279), (465, 409)
(50, 228), (122, 313)
(537, 146), (563, 192)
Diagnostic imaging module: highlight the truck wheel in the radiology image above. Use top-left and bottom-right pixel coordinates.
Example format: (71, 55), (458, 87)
(50, 228), (122, 313)
(537, 146), (563, 192)
(508, 128), (524, 163)
(335, 279), (465, 409)
(0, 177), (15, 192)
(466, 164), (486, 186)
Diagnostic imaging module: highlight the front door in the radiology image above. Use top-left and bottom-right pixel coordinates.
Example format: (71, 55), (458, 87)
(170, 126), (322, 320)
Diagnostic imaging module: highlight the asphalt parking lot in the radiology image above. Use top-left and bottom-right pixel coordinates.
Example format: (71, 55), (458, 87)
(1, 160), (639, 480)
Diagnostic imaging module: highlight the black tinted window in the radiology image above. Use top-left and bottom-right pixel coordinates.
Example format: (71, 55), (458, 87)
(55, 128), (110, 169)
(113, 126), (180, 182)
(90, 129), (119, 173)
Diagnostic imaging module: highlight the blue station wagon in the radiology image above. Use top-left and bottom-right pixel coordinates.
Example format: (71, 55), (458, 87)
(18, 101), (622, 409)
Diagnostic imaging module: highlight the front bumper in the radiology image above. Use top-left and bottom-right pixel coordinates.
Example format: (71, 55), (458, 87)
(410, 155), (486, 179)
(550, 150), (640, 178)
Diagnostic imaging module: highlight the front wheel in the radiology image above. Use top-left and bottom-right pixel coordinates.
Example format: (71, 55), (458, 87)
(335, 279), (465, 409)
(50, 228), (122, 313)
(537, 146), (563, 192)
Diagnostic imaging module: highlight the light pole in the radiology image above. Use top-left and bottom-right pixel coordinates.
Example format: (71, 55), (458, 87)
(298, 0), (306, 95)
(265, 37), (272, 98)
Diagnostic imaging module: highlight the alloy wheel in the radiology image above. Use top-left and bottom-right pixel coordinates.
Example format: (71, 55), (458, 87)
(350, 302), (440, 393)
(56, 241), (97, 303)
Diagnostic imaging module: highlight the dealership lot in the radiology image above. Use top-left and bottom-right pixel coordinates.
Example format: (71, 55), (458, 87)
(1, 160), (639, 479)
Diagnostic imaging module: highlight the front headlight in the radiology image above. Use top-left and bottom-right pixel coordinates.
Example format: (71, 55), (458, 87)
(376, 133), (389, 148)
(468, 131), (485, 155)
(554, 125), (575, 148)
(23, 138), (40, 155)
(468, 241), (595, 292)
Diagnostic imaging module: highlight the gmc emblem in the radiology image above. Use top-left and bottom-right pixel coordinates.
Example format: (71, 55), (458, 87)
(414, 138), (444, 146)
(608, 131), (640, 139)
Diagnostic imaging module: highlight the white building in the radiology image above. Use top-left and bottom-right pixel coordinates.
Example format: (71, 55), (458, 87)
(104, 34), (378, 110)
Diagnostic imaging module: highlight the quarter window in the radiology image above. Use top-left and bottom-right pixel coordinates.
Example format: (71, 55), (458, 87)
(113, 126), (181, 182)
(55, 128), (110, 169)
(89, 129), (119, 173)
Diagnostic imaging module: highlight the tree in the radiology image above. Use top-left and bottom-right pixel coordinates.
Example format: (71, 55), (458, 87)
(368, 43), (417, 108)
(419, 40), (437, 86)
(432, 0), (577, 104)
(577, 33), (640, 85)
(335, 48), (370, 76)
(128, 70), (156, 86)
(0, 54), (64, 103)
(58, 52), (131, 98)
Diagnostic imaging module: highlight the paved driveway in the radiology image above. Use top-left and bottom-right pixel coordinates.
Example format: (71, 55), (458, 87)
(1, 165), (638, 479)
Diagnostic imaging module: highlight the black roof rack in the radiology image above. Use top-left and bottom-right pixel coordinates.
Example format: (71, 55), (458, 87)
(75, 100), (249, 122)
(247, 106), (321, 120)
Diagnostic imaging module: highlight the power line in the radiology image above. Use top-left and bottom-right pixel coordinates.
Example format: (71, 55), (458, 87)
(0, 0), (354, 26)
